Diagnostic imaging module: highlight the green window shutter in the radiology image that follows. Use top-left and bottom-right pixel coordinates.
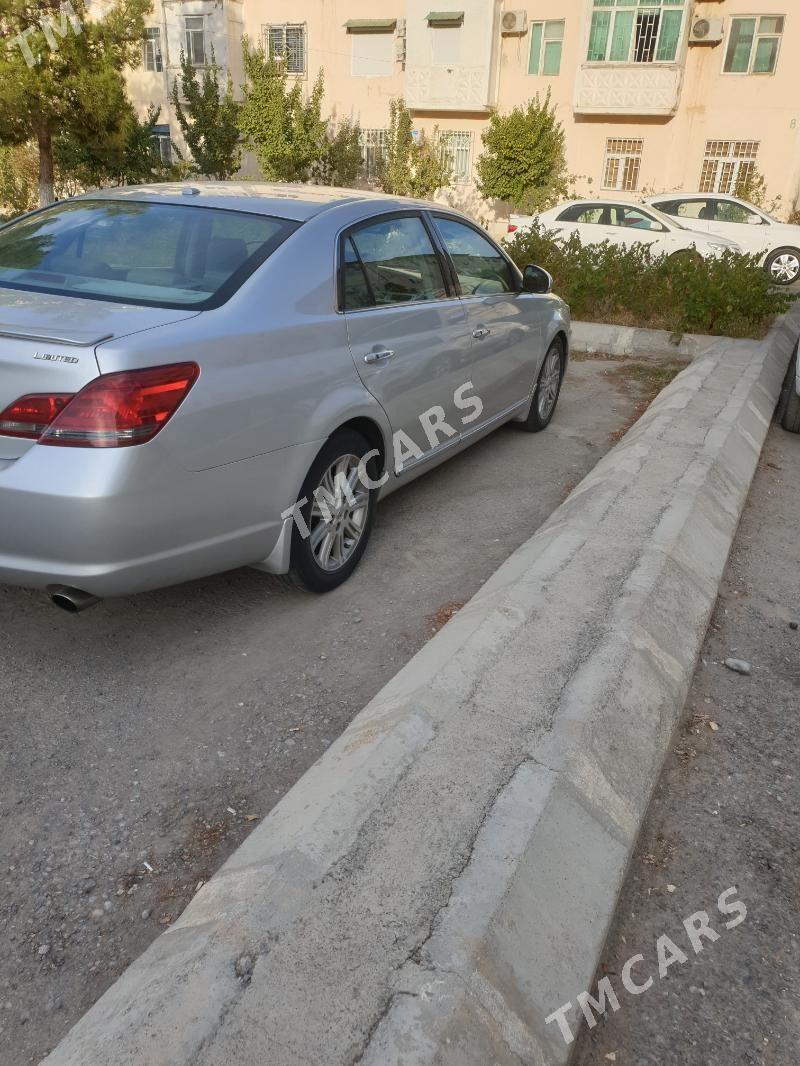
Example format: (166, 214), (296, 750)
(543, 39), (562, 75)
(609, 11), (633, 61)
(753, 36), (778, 73)
(529, 22), (543, 74)
(655, 8), (682, 61)
(587, 11), (611, 61)
(724, 18), (755, 73)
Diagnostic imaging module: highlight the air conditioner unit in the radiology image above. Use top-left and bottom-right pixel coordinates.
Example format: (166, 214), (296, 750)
(689, 17), (724, 44)
(501, 10), (528, 35)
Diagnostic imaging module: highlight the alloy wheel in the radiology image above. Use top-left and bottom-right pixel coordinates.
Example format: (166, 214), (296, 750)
(770, 253), (800, 284)
(537, 347), (562, 421)
(308, 454), (370, 572)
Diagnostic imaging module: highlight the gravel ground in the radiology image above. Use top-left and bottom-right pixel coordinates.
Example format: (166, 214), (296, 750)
(573, 423), (800, 1066)
(0, 358), (651, 1065)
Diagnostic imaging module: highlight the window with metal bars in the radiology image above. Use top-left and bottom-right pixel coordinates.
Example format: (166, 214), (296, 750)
(265, 23), (306, 74)
(143, 27), (162, 72)
(437, 131), (472, 185)
(184, 16), (206, 67)
(587, 0), (685, 64)
(602, 138), (643, 191)
(699, 141), (759, 194)
(150, 125), (172, 165)
(359, 129), (388, 182)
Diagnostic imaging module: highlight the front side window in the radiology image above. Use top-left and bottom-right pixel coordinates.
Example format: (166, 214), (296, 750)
(608, 205), (664, 232)
(184, 15), (206, 67)
(433, 217), (515, 296)
(342, 216), (447, 310)
(602, 138), (644, 191)
(699, 140), (759, 194)
(143, 27), (162, 72)
(714, 199), (764, 225)
(724, 16), (784, 74)
(587, 0), (685, 64)
(0, 201), (299, 309)
(529, 20), (565, 75)
(266, 23), (306, 74)
(437, 131), (472, 185)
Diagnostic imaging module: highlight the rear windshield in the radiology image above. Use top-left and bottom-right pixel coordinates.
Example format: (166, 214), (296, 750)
(0, 199), (299, 309)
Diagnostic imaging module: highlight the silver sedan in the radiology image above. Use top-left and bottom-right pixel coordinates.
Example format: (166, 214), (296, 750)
(0, 183), (569, 608)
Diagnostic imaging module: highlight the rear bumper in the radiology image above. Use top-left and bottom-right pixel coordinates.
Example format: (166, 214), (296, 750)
(0, 438), (321, 597)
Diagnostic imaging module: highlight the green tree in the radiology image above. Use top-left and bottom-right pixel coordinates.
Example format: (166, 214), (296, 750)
(376, 99), (450, 199)
(313, 118), (363, 187)
(172, 49), (241, 180)
(475, 90), (568, 214)
(0, 0), (150, 205)
(238, 39), (328, 182)
(0, 142), (39, 218)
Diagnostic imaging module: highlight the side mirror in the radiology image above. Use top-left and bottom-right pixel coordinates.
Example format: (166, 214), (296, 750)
(521, 264), (553, 294)
(747, 215), (764, 226)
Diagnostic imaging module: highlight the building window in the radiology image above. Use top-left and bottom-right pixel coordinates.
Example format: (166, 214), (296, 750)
(529, 21), (564, 75)
(724, 16), (783, 74)
(143, 27), (162, 72)
(359, 128), (387, 182)
(699, 141), (759, 194)
(437, 131), (472, 185)
(184, 16), (206, 67)
(350, 32), (394, 78)
(266, 24), (306, 74)
(602, 138), (643, 191)
(151, 125), (172, 165)
(587, 0), (685, 64)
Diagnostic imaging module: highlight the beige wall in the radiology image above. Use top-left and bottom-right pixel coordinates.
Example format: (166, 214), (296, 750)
(127, 0), (800, 220)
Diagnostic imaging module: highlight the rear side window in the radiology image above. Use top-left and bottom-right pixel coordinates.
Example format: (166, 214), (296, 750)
(0, 200), (299, 309)
(342, 215), (447, 310)
(433, 217), (515, 295)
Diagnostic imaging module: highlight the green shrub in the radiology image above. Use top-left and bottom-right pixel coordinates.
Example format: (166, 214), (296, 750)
(504, 225), (794, 339)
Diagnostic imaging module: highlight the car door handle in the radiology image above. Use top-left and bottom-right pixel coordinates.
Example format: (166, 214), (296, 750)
(472, 328), (491, 339)
(363, 349), (395, 365)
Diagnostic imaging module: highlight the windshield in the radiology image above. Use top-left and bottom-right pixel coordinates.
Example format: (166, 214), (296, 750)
(649, 205), (686, 231)
(0, 200), (299, 309)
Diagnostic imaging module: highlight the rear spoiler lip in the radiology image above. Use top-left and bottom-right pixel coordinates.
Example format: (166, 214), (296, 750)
(0, 325), (113, 347)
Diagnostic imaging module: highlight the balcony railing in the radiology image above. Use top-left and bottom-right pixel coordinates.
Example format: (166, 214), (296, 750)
(573, 63), (683, 116)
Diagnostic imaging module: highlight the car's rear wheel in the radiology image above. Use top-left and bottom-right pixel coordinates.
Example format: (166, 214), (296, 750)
(518, 340), (564, 433)
(765, 248), (800, 286)
(289, 430), (378, 592)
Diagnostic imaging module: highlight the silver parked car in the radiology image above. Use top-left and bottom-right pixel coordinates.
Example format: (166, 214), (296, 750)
(0, 183), (569, 609)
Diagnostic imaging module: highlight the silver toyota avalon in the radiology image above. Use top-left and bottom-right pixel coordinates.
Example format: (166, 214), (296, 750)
(0, 183), (569, 609)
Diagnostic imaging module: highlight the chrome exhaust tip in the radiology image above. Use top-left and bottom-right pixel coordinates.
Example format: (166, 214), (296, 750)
(46, 585), (101, 613)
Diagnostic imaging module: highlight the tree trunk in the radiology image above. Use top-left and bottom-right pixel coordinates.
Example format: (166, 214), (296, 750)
(37, 127), (55, 206)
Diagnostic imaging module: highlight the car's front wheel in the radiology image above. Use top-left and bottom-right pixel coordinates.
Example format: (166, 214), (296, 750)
(779, 351), (800, 433)
(518, 340), (564, 433)
(765, 247), (800, 286)
(288, 430), (378, 592)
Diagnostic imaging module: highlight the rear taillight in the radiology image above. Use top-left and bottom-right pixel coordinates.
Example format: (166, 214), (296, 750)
(38, 362), (199, 448)
(507, 224), (518, 234)
(0, 394), (74, 439)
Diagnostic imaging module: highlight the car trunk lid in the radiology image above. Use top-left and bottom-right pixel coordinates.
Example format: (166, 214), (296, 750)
(0, 289), (198, 460)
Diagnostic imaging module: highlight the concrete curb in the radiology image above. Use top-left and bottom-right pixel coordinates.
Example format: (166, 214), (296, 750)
(570, 319), (762, 362)
(44, 309), (800, 1066)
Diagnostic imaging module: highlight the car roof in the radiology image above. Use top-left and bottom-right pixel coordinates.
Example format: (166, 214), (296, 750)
(72, 181), (440, 223)
(646, 192), (741, 201)
(545, 197), (652, 210)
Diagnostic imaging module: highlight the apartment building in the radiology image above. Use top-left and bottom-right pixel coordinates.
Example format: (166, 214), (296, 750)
(128, 1), (800, 222)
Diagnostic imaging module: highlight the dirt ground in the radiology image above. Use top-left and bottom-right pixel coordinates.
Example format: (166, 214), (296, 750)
(0, 357), (653, 1065)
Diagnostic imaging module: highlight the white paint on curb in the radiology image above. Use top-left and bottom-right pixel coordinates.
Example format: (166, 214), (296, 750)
(43, 310), (800, 1066)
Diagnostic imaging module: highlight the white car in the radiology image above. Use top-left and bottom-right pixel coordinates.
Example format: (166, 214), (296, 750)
(645, 193), (800, 286)
(509, 199), (741, 260)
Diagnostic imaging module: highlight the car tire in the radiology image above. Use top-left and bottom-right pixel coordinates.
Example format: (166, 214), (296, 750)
(779, 351), (800, 433)
(288, 430), (379, 593)
(518, 339), (564, 433)
(670, 249), (702, 264)
(765, 247), (800, 286)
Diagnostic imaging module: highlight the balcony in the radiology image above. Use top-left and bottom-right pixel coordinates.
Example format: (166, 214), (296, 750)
(573, 63), (683, 117)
